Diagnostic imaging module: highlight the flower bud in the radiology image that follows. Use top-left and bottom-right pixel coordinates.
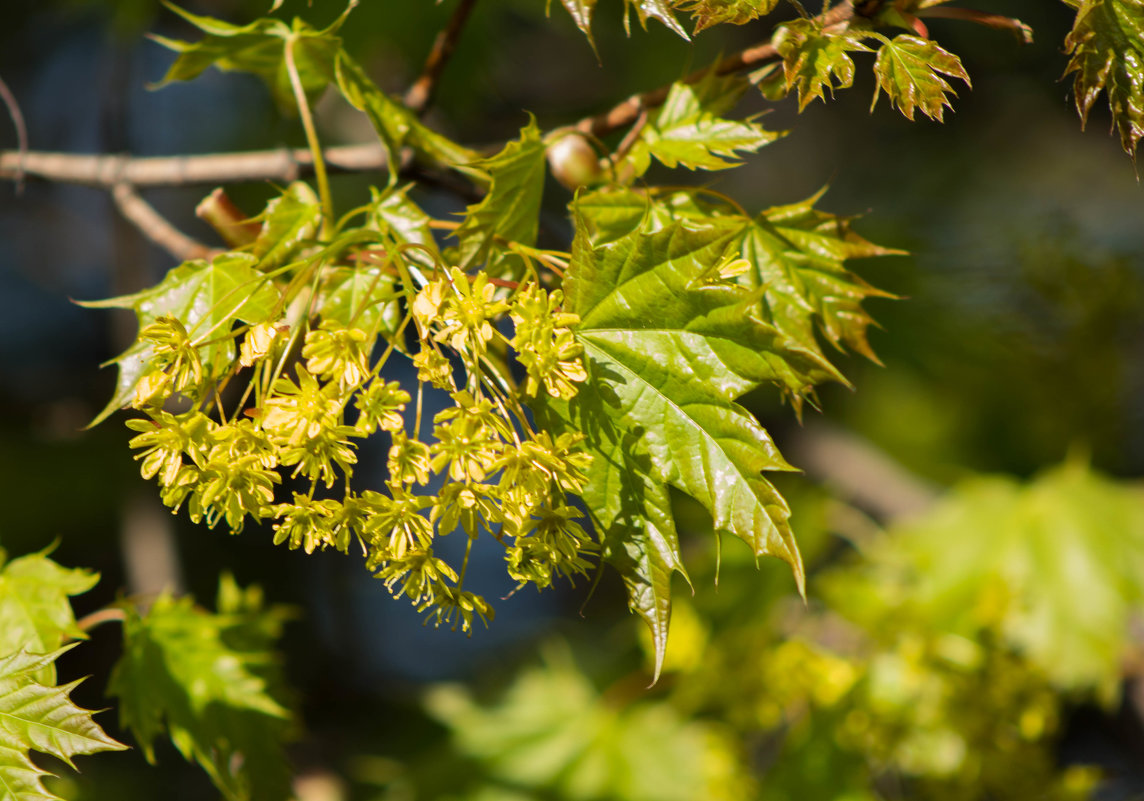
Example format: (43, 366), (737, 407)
(546, 133), (603, 190)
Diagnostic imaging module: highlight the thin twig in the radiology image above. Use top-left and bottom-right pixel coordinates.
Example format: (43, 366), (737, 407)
(0, 73), (28, 193)
(404, 0), (480, 115)
(0, 143), (385, 188)
(575, 1), (856, 139)
(75, 606), (127, 632)
(112, 182), (219, 262)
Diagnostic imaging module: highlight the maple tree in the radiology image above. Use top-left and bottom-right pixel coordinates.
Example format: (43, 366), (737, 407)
(1, 0), (1143, 799)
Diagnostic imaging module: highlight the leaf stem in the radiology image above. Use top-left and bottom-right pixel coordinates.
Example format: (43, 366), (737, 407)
(75, 607), (127, 633)
(285, 36), (334, 235)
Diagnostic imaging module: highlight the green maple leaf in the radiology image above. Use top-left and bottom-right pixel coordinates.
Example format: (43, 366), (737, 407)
(108, 576), (293, 801)
(455, 118), (548, 271)
(150, 3), (351, 113)
(538, 207), (843, 677)
(675, 0), (781, 33)
(775, 19), (873, 110)
(573, 186), (898, 368)
(1063, 0), (1144, 160)
(0, 648), (126, 801)
(629, 72), (780, 174)
(871, 34), (970, 121)
(829, 460), (1144, 700)
(0, 551), (98, 686)
(334, 52), (479, 182)
(734, 191), (900, 363)
(250, 182), (321, 270)
(81, 253), (281, 426)
(425, 644), (744, 800)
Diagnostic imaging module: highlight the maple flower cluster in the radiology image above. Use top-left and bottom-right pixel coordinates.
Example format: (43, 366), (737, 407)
(125, 263), (593, 632)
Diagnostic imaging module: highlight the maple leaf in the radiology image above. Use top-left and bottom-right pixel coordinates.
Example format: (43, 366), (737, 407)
(0, 648), (126, 801)
(675, 0), (781, 33)
(108, 577), (293, 801)
(249, 182), (321, 270)
(1063, 0), (1144, 160)
(537, 206), (844, 676)
(334, 52), (479, 181)
(871, 34), (970, 121)
(150, 4), (350, 113)
(733, 191), (900, 363)
(827, 460), (1144, 700)
(0, 551), (98, 686)
(629, 72), (781, 174)
(624, 0), (690, 39)
(454, 117), (548, 272)
(559, 0), (599, 48)
(775, 19), (873, 110)
(80, 253), (281, 426)
(573, 185), (898, 368)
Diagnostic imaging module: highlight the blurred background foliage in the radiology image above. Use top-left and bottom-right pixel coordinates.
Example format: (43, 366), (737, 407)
(1, 0), (1143, 799)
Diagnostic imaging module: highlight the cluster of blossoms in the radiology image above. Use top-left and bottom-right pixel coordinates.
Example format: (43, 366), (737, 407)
(125, 261), (594, 632)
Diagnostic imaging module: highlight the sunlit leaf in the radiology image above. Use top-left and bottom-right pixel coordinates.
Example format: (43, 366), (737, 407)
(871, 34), (970, 121)
(108, 577), (293, 801)
(536, 206), (849, 670)
(624, 0), (689, 39)
(334, 52), (479, 181)
(150, 4), (351, 113)
(455, 117), (548, 271)
(250, 182), (320, 270)
(558, 0), (599, 47)
(628, 72), (780, 174)
(80, 253), (280, 425)
(0, 648), (126, 801)
(0, 551), (98, 685)
(775, 19), (873, 110)
(1063, 0), (1144, 159)
(676, 0), (780, 33)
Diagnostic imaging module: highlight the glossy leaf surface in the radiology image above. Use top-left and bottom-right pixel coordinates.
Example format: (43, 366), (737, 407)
(1064, 0), (1144, 159)
(630, 72), (779, 173)
(455, 118), (548, 270)
(871, 34), (970, 121)
(775, 20), (873, 110)
(0, 649), (125, 801)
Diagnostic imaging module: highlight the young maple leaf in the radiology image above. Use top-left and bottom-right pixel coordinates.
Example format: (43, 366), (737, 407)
(1063, 0), (1144, 160)
(871, 34), (971, 122)
(775, 19), (873, 111)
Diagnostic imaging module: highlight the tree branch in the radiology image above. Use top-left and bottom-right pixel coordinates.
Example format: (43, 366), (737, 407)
(575, 1), (856, 139)
(0, 2), (855, 193)
(112, 183), (218, 262)
(0, 142), (386, 188)
(404, 0), (480, 115)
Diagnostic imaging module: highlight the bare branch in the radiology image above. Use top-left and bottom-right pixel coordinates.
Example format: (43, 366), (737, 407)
(112, 183), (219, 262)
(575, 1), (857, 139)
(404, 0), (480, 115)
(0, 143), (386, 188)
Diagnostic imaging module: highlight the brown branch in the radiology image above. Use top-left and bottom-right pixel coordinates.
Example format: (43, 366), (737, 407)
(112, 182), (219, 262)
(575, 1), (857, 140)
(404, 0), (480, 115)
(0, 142), (386, 188)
